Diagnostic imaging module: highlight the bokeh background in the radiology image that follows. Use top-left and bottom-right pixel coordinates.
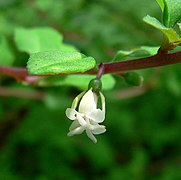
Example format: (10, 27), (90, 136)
(0, 0), (181, 179)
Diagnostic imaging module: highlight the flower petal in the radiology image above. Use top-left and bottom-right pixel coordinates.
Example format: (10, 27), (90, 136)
(100, 92), (105, 113)
(71, 91), (86, 109)
(77, 113), (87, 126)
(67, 126), (84, 136)
(69, 120), (80, 131)
(87, 109), (105, 123)
(79, 89), (97, 114)
(86, 129), (97, 143)
(65, 108), (78, 120)
(91, 125), (106, 134)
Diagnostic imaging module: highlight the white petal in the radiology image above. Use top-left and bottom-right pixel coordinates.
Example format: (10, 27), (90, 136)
(87, 109), (105, 123)
(77, 114), (87, 126)
(67, 126), (84, 136)
(65, 108), (77, 120)
(89, 119), (98, 125)
(79, 89), (97, 114)
(91, 125), (106, 135)
(100, 92), (105, 113)
(93, 92), (98, 104)
(69, 120), (80, 131)
(86, 129), (97, 143)
(71, 91), (86, 109)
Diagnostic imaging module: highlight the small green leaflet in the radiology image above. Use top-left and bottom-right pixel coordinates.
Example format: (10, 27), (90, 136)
(143, 15), (180, 44)
(14, 27), (77, 54)
(156, 0), (181, 27)
(156, 0), (164, 12)
(113, 46), (159, 61)
(163, 0), (181, 27)
(27, 51), (96, 75)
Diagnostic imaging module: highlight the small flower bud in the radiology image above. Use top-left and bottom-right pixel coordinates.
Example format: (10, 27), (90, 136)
(123, 72), (144, 86)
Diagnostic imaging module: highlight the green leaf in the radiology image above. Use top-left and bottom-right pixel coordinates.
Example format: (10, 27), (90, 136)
(0, 35), (14, 66)
(163, 0), (181, 27)
(113, 46), (159, 61)
(156, 0), (164, 12)
(27, 51), (96, 75)
(140, 46), (159, 55)
(113, 50), (134, 61)
(66, 74), (115, 90)
(156, 0), (181, 27)
(59, 44), (77, 52)
(65, 75), (115, 90)
(37, 74), (115, 91)
(14, 27), (77, 54)
(178, 22), (181, 35)
(143, 15), (180, 44)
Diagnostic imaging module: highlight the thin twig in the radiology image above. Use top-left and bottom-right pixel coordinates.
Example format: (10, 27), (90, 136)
(0, 86), (45, 99)
(102, 50), (181, 74)
(0, 51), (181, 84)
(96, 63), (105, 80)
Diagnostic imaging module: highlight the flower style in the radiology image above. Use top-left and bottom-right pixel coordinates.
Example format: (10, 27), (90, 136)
(65, 89), (106, 143)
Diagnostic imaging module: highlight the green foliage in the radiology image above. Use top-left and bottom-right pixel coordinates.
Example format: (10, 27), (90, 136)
(143, 15), (180, 45)
(27, 51), (96, 75)
(38, 74), (115, 91)
(162, 0), (181, 27)
(0, 0), (181, 180)
(113, 46), (159, 61)
(144, 0), (181, 50)
(178, 22), (181, 35)
(62, 74), (115, 90)
(156, 0), (181, 27)
(156, 0), (164, 12)
(0, 35), (14, 66)
(14, 27), (77, 54)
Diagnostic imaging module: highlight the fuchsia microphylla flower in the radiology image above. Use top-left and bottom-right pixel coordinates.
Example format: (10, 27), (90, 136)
(65, 82), (106, 143)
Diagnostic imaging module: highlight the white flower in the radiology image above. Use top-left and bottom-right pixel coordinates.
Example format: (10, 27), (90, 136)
(65, 89), (106, 143)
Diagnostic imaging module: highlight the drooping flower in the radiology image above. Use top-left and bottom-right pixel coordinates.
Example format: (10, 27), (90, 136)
(65, 88), (106, 143)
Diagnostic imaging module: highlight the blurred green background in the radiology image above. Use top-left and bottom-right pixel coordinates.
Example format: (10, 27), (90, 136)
(0, 0), (181, 179)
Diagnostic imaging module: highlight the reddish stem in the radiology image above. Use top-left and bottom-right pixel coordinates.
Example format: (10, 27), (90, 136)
(0, 51), (181, 83)
(102, 50), (181, 74)
(96, 63), (105, 79)
(0, 66), (28, 81)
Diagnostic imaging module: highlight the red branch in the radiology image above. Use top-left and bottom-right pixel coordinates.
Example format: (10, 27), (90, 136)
(0, 51), (181, 83)
(0, 66), (28, 81)
(102, 50), (181, 74)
